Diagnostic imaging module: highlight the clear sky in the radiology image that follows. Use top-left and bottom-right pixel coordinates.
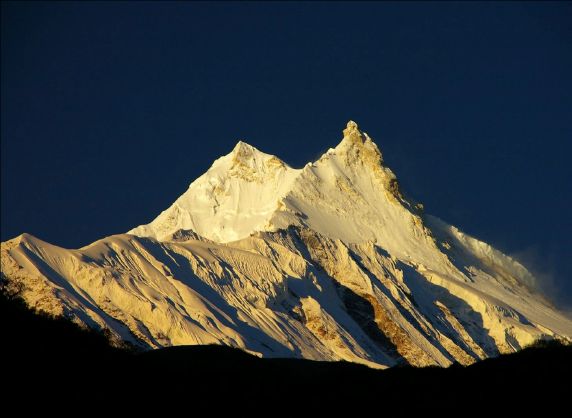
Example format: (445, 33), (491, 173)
(2, 2), (571, 307)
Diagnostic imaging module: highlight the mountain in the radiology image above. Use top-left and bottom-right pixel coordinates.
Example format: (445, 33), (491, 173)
(2, 121), (571, 368)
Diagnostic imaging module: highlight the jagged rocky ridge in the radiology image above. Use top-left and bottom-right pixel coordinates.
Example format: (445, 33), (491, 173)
(2, 121), (571, 368)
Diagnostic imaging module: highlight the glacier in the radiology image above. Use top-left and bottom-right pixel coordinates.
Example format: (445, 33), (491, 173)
(2, 120), (571, 368)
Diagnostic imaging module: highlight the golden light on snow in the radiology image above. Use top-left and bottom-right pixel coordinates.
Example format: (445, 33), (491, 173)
(2, 121), (570, 369)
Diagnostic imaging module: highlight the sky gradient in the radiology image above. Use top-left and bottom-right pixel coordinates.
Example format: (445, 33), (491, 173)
(2, 2), (571, 307)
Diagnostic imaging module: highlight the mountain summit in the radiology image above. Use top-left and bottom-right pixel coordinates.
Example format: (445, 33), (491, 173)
(2, 121), (571, 368)
(130, 121), (404, 244)
(129, 137), (299, 242)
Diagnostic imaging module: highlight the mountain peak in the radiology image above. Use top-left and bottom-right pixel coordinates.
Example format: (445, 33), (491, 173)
(335, 120), (384, 167)
(231, 140), (259, 160)
(228, 140), (289, 175)
(342, 120), (362, 140)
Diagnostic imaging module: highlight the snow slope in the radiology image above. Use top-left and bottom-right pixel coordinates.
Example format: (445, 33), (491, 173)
(2, 121), (571, 368)
(129, 141), (300, 243)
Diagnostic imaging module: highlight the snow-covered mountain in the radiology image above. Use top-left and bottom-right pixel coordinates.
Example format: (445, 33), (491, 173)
(2, 121), (571, 368)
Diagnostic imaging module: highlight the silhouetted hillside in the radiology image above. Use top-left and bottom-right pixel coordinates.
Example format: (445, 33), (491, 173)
(2, 291), (570, 410)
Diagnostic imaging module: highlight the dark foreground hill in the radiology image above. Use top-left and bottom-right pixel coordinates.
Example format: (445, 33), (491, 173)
(1, 291), (570, 411)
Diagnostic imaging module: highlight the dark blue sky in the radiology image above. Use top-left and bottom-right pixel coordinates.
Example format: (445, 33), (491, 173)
(2, 2), (571, 307)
